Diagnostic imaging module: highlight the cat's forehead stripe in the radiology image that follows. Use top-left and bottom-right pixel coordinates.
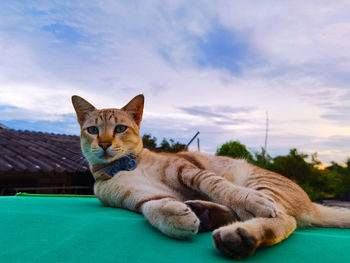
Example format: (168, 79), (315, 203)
(87, 109), (135, 128)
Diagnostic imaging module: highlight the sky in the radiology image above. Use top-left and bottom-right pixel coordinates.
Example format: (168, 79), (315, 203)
(1, 0), (350, 165)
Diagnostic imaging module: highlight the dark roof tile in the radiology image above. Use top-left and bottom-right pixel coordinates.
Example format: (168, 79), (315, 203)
(0, 157), (14, 171)
(0, 128), (90, 174)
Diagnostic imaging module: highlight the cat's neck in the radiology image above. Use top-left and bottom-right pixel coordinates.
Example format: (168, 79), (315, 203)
(90, 149), (149, 180)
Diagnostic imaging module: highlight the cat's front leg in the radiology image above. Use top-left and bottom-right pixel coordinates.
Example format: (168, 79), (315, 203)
(226, 187), (277, 220)
(141, 199), (200, 239)
(210, 181), (277, 220)
(94, 171), (199, 239)
(209, 183), (277, 220)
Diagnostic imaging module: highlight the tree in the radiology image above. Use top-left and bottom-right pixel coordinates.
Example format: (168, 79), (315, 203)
(159, 138), (171, 152)
(216, 140), (253, 161)
(326, 159), (350, 199)
(271, 148), (313, 183)
(169, 139), (187, 153)
(252, 148), (273, 170)
(159, 138), (186, 153)
(142, 133), (186, 153)
(142, 134), (157, 149)
(216, 141), (344, 200)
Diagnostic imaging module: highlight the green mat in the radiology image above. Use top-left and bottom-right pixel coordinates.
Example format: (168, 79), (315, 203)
(1, 195), (349, 263)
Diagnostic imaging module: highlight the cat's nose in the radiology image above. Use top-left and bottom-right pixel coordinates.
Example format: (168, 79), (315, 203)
(99, 143), (111, 151)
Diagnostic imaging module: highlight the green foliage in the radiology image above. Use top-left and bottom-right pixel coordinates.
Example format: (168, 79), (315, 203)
(142, 134), (186, 153)
(253, 148), (274, 170)
(142, 134), (157, 149)
(325, 159), (350, 197)
(263, 149), (332, 200)
(159, 138), (186, 153)
(216, 141), (253, 161)
(271, 149), (314, 183)
(216, 140), (350, 201)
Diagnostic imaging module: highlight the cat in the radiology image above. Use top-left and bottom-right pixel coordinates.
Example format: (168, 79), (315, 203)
(72, 94), (350, 259)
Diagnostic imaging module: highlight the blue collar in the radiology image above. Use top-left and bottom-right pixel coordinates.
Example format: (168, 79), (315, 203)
(93, 154), (137, 177)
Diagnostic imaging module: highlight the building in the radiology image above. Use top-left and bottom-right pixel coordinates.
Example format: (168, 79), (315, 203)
(0, 126), (94, 195)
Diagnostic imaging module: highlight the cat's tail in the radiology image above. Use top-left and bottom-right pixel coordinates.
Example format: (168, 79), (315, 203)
(307, 203), (350, 228)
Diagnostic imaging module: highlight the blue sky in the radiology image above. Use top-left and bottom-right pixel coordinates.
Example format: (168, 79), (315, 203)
(1, 1), (350, 165)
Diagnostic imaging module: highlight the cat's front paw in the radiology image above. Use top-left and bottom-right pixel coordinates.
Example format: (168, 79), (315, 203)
(142, 199), (200, 239)
(235, 190), (277, 220)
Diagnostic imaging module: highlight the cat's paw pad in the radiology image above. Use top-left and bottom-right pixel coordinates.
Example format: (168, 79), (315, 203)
(242, 190), (277, 219)
(213, 226), (258, 259)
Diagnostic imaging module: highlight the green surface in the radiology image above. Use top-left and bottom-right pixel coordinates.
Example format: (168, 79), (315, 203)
(16, 192), (96, 198)
(1, 196), (350, 263)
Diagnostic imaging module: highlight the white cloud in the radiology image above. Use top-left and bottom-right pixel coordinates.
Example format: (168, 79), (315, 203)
(0, 106), (64, 122)
(0, 0), (350, 164)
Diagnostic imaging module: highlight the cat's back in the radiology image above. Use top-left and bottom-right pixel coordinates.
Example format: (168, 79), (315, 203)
(140, 149), (251, 184)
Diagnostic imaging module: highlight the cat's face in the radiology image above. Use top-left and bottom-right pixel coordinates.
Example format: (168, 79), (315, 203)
(72, 95), (144, 166)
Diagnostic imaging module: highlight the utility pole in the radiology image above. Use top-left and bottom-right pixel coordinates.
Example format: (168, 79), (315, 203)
(197, 137), (200, 152)
(262, 111), (269, 164)
(185, 131), (200, 151)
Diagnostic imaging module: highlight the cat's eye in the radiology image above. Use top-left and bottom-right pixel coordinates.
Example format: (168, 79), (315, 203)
(87, 126), (99, 135)
(115, 125), (127, 133)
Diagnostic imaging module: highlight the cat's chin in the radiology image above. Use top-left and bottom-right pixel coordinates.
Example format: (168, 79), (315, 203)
(98, 153), (126, 164)
(98, 155), (118, 163)
(86, 150), (134, 166)
(86, 154), (115, 165)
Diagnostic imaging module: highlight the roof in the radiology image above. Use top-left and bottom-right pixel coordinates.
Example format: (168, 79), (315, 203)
(1, 194), (350, 263)
(0, 128), (89, 173)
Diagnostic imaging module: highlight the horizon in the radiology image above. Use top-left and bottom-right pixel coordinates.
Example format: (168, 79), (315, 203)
(0, 122), (346, 168)
(1, 1), (350, 165)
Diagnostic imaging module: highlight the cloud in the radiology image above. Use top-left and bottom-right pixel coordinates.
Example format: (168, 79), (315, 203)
(179, 105), (255, 126)
(1, 118), (79, 135)
(321, 105), (350, 125)
(0, 105), (67, 122)
(1, 0), (350, 165)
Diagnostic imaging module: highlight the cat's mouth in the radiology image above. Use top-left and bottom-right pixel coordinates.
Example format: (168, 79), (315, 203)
(102, 151), (113, 158)
(98, 150), (117, 161)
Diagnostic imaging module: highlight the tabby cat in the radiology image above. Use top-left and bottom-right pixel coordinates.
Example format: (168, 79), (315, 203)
(72, 94), (350, 259)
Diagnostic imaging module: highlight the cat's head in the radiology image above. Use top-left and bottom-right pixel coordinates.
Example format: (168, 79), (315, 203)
(72, 95), (144, 166)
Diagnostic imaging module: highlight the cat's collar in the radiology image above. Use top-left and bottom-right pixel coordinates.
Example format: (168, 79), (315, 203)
(92, 154), (137, 178)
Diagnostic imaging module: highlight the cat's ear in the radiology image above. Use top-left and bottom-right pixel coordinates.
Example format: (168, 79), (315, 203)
(71, 95), (96, 125)
(122, 94), (144, 127)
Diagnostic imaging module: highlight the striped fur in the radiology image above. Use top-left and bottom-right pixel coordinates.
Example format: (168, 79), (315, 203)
(72, 94), (350, 259)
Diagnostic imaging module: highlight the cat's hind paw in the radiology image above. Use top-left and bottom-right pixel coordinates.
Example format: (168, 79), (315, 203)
(185, 200), (238, 232)
(213, 224), (258, 259)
